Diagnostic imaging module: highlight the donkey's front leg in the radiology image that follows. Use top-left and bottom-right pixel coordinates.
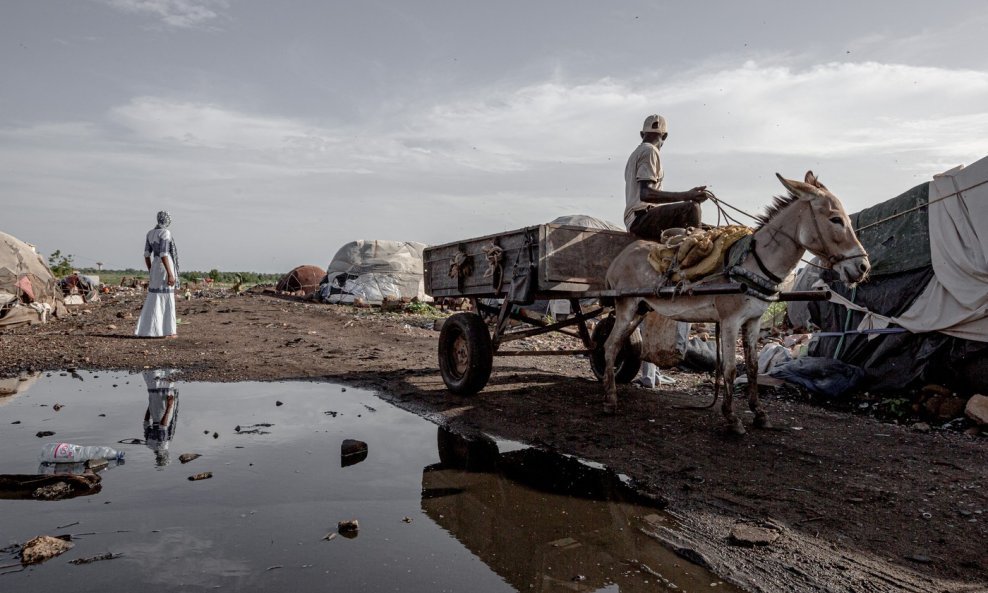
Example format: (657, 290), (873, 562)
(741, 317), (771, 429)
(717, 320), (745, 435)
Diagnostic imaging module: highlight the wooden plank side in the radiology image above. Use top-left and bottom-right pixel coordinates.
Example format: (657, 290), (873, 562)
(541, 225), (636, 292)
(424, 226), (540, 298)
(424, 224), (637, 298)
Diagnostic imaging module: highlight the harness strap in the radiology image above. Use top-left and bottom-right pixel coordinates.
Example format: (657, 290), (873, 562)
(749, 237), (785, 284)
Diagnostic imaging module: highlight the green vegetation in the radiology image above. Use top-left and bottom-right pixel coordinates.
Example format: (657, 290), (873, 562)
(403, 300), (443, 316)
(760, 301), (787, 327)
(47, 250), (75, 277)
(76, 268), (281, 287)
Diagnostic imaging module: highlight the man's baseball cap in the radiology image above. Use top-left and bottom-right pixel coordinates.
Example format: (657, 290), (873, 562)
(641, 114), (668, 136)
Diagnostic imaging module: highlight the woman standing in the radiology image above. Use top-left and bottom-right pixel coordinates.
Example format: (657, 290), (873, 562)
(135, 211), (179, 338)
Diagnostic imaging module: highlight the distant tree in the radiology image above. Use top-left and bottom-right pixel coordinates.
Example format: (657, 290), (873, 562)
(47, 250), (75, 277)
(208, 269), (220, 281)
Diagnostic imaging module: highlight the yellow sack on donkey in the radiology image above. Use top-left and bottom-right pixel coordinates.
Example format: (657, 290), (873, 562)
(647, 225), (752, 282)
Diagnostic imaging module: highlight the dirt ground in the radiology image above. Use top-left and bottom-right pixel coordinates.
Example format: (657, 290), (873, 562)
(2, 290), (986, 593)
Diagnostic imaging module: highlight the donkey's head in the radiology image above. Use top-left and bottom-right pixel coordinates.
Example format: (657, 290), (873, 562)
(775, 171), (871, 284)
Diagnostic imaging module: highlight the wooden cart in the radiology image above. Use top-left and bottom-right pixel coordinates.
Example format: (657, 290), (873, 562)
(424, 223), (826, 395)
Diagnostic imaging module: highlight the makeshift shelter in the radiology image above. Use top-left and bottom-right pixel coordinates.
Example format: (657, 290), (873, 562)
(319, 240), (428, 304)
(549, 214), (624, 232)
(787, 156), (988, 394)
(0, 231), (64, 327)
(276, 265), (326, 294)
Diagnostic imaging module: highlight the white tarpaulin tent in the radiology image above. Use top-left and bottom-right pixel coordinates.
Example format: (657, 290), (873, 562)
(319, 240), (429, 304)
(892, 157), (988, 341)
(0, 231), (64, 326)
(549, 214), (624, 231)
(813, 155), (988, 342)
(787, 155), (988, 393)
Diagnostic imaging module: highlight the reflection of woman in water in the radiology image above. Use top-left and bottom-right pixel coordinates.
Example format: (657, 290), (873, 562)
(143, 370), (179, 466)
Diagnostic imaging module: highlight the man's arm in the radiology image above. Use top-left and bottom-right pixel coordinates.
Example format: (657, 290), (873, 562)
(144, 256), (152, 271)
(639, 180), (708, 204)
(161, 255), (176, 286)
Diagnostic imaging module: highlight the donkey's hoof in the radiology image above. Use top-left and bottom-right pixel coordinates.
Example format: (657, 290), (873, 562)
(728, 419), (746, 435)
(753, 414), (773, 429)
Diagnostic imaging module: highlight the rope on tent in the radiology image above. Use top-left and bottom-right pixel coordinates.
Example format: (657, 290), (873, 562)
(854, 177), (988, 233)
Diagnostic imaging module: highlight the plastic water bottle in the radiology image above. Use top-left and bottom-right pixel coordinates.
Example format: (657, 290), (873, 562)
(39, 443), (125, 463)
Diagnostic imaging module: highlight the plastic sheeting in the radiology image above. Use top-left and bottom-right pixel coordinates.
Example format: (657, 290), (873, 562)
(894, 157), (988, 341)
(548, 214), (624, 232)
(320, 240), (428, 304)
(768, 357), (866, 398)
(0, 231), (58, 304)
(789, 156), (988, 393)
(0, 230), (62, 326)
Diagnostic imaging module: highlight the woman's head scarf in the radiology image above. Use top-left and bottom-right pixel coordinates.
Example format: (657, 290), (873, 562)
(156, 211), (171, 229)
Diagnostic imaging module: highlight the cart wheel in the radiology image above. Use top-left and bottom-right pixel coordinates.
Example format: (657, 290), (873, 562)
(438, 312), (494, 395)
(590, 316), (642, 384)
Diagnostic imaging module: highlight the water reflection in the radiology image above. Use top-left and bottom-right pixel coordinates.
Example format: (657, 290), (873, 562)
(0, 372), (40, 405)
(143, 370), (179, 467)
(422, 427), (740, 593)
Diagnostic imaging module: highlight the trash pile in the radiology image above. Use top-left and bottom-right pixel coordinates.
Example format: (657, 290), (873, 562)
(0, 231), (67, 328)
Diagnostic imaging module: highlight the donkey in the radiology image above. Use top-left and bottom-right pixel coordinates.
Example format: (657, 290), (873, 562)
(602, 171), (870, 434)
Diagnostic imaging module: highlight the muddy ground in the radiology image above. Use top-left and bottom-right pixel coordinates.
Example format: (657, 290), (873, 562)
(2, 290), (986, 593)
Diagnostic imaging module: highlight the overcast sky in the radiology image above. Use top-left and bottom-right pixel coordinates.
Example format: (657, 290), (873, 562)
(2, 1), (987, 273)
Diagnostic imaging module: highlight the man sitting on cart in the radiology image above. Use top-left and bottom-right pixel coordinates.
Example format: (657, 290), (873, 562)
(624, 114), (708, 242)
(624, 114), (703, 389)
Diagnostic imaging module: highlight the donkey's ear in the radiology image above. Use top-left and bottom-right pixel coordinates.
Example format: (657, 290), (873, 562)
(804, 170), (827, 189)
(777, 172), (817, 198)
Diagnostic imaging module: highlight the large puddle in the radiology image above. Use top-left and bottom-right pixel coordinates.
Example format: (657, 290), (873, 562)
(0, 371), (743, 592)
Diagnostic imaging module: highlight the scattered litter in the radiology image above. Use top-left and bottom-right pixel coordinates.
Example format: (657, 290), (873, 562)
(341, 439), (368, 467)
(401, 516), (413, 524)
(266, 565), (283, 571)
(86, 458), (109, 472)
(53, 404), (64, 411)
(1, 473), (101, 500)
(323, 533), (337, 541)
(276, 400), (284, 407)
(33, 482), (72, 500)
(69, 552), (122, 565)
(178, 453), (201, 464)
(338, 519), (359, 538)
(235, 424), (274, 435)
(36, 431), (55, 438)
(20, 535), (73, 565)
(188, 472), (213, 481)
